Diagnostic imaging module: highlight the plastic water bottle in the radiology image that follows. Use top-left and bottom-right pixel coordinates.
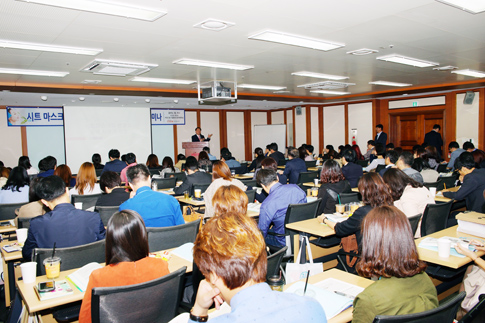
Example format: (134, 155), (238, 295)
(151, 181), (158, 191)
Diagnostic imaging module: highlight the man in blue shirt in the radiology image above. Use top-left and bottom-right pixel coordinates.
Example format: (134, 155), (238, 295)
(119, 164), (184, 227)
(256, 169), (307, 247)
(203, 147), (217, 161)
(279, 148), (306, 184)
(221, 148), (241, 168)
(446, 141), (465, 171)
(102, 149), (127, 174)
(37, 156), (56, 178)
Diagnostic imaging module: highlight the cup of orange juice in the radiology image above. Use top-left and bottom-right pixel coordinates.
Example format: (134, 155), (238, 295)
(44, 257), (61, 279)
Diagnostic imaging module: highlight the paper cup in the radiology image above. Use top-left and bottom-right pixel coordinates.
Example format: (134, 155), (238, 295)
(16, 228), (28, 245)
(20, 262), (37, 284)
(74, 202), (83, 209)
(194, 189), (202, 198)
(437, 238), (451, 258)
(314, 179), (319, 186)
(429, 187), (437, 197)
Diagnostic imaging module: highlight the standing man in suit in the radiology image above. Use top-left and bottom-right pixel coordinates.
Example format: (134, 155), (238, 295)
(424, 124), (443, 157)
(192, 127), (212, 142)
(173, 156), (212, 196)
(374, 124), (387, 146)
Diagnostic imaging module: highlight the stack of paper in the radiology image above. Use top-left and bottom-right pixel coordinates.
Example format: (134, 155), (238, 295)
(247, 203), (261, 213)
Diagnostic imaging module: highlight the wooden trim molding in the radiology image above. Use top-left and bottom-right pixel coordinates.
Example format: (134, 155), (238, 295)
(319, 106), (324, 155)
(21, 127), (28, 156)
(344, 104), (349, 145)
(219, 110), (227, 148)
(292, 107), (296, 147)
(479, 88), (485, 151)
(306, 105), (312, 144)
(173, 125), (178, 157)
(267, 111), (272, 124)
(196, 110), (201, 127)
(284, 109), (288, 147)
(244, 111), (252, 161)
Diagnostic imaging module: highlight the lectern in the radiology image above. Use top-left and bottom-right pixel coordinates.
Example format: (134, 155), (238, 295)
(182, 142), (209, 158)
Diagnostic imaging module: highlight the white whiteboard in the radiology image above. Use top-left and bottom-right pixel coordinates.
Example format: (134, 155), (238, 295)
(253, 124), (286, 154)
(64, 106), (151, 173)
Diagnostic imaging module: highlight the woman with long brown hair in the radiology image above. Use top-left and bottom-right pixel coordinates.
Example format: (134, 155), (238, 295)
(54, 164), (76, 187)
(316, 159), (351, 215)
(70, 162), (102, 195)
(146, 154), (163, 170)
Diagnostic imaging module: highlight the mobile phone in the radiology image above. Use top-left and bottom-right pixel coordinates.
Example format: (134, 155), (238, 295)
(0, 221), (10, 226)
(38, 281), (55, 292)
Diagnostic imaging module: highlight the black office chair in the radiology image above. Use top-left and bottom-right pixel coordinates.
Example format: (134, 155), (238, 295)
(437, 164), (449, 173)
(17, 217), (31, 229)
(297, 171), (319, 184)
(148, 168), (161, 176)
(0, 202), (28, 221)
(245, 189), (256, 203)
(423, 181), (439, 190)
(305, 160), (317, 168)
(146, 220), (200, 252)
(459, 294), (485, 323)
(420, 200), (454, 237)
(91, 267), (186, 323)
(375, 164), (386, 173)
(437, 175), (458, 191)
(95, 206), (119, 225)
(338, 192), (360, 204)
(95, 169), (103, 177)
(230, 164), (248, 175)
(355, 160), (369, 168)
(151, 177), (176, 189)
(278, 159), (287, 166)
(372, 292), (465, 323)
(164, 172), (187, 182)
(407, 213), (422, 237)
(71, 194), (103, 211)
(267, 246), (288, 280)
(240, 179), (257, 187)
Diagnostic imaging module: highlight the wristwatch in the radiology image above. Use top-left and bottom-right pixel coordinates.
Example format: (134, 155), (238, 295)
(190, 310), (209, 322)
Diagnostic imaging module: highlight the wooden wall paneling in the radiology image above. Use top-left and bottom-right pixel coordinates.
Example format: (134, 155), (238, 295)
(219, 110), (227, 149)
(292, 107), (296, 148)
(479, 88), (485, 150)
(284, 108), (288, 147)
(244, 111), (252, 161)
(173, 125), (178, 157)
(196, 110), (201, 127)
(267, 111), (272, 125)
(306, 105), (312, 144)
(344, 104), (349, 145)
(319, 106), (324, 155)
(21, 127), (28, 155)
(444, 92), (456, 156)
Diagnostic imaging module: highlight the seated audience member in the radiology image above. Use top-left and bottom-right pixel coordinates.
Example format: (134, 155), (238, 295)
(413, 158), (439, 183)
(0, 166), (11, 188)
(18, 156), (38, 175)
(120, 164), (184, 227)
(91, 153), (104, 170)
(203, 147), (217, 161)
(79, 210), (169, 323)
(146, 154), (163, 170)
(0, 166), (30, 203)
(280, 148), (306, 184)
(254, 157), (287, 203)
(54, 164), (76, 187)
(212, 185), (248, 217)
(256, 169), (306, 248)
(0, 161), (4, 167)
(352, 206), (438, 323)
(396, 151), (424, 184)
(174, 157), (212, 196)
(341, 149), (363, 188)
(322, 144), (336, 159)
(220, 148), (241, 168)
(159, 156), (180, 178)
(70, 162), (103, 196)
(424, 145), (441, 169)
(102, 149), (126, 174)
(317, 160), (351, 215)
(248, 147), (265, 172)
(120, 152), (137, 184)
(385, 143), (395, 151)
(394, 147), (403, 155)
(22, 175), (106, 260)
(190, 211), (326, 323)
(175, 154), (186, 171)
(96, 172), (130, 207)
(305, 144), (315, 161)
(363, 143), (386, 172)
(363, 140), (375, 161)
(37, 156), (57, 178)
(351, 145), (364, 161)
(204, 161), (246, 217)
(447, 141), (465, 171)
(298, 145), (309, 160)
(198, 151), (212, 170)
(379, 150), (399, 177)
(443, 152), (485, 212)
(14, 178), (47, 227)
(318, 173), (393, 273)
(338, 145), (345, 156)
(268, 142), (285, 165)
(463, 141), (476, 153)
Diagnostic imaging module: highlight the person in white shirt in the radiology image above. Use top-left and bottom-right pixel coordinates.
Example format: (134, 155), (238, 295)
(363, 143), (386, 172)
(69, 162), (103, 196)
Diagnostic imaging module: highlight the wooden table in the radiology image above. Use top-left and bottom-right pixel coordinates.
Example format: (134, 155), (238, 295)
(0, 222), (17, 235)
(415, 225), (485, 269)
(158, 188), (175, 195)
(175, 196), (205, 207)
(286, 218), (336, 238)
(303, 182), (320, 188)
(284, 268), (373, 323)
(234, 174), (254, 180)
(1, 240), (23, 306)
(434, 186), (460, 203)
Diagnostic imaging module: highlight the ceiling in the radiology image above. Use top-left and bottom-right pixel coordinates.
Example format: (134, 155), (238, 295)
(1, 0), (485, 109)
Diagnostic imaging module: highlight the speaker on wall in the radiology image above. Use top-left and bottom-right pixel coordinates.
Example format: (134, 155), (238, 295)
(295, 106), (302, 115)
(463, 91), (475, 105)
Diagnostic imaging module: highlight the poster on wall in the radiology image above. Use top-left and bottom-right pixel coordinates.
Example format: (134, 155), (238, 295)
(151, 108), (185, 125)
(6, 106), (64, 126)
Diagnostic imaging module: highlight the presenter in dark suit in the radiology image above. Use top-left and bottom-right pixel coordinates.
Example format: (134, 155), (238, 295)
(191, 127), (212, 142)
(374, 124), (387, 146)
(424, 124), (443, 157)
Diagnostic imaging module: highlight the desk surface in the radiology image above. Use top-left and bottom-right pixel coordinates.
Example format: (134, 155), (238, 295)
(285, 218), (335, 238)
(284, 268), (373, 323)
(158, 188), (175, 195)
(415, 225), (485, 269)
(234, 174), (254, 180)
(434, 186), (460, 202)
(0, 223), (17, 234)
(303, 182), (321, 188)
(175, 196), (205, 206)
(0, 239), (22, 262)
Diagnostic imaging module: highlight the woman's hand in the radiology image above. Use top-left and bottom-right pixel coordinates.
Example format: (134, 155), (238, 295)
(455, 244), (477, 260)
(317, 214), (325, 224)
(192, 280), (224, 316)
(470, 240), (485, 252)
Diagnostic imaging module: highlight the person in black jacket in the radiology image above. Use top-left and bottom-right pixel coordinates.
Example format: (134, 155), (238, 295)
(173, 156), (212, 196)
(423, 124), (443, 157)
(316, 160), (352, 215)
(341, 149), (363, 188)
(191, 127), (212, 142)
(96, 171), (129, 207)
(280, 148), (306, 184)
(268, 142), (285, 165)
(374, 124), (387, 146)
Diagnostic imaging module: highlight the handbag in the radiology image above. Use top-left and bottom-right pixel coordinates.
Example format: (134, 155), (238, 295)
(340, 234), (359, 267)
(286, 236), (323, 284)
(182, 205), (204, 230)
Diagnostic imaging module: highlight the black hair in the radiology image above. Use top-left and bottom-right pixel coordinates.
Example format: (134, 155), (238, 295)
(121, 154), (127, 162)
(326, 145), (334, 151)
(126, 164), (150, 184)
(342, 149), (356, 163)
(367, 140), (375, 146)
(386, 143), (395, 149)
(18, 156), (32, 170)
(433, 124), (441, 131)
(202, 147), (211, 153)
(376, 124), (383, 130)
(454, 152), (475, 170)
(256, 168), (278, 187)
(195, 127), (201, 131)
(28, 177), (42, 202)
(448, 141), (459, 149)
(463, 141), (475, 151)
(375, 143), (386, 157)
(306, 145), (314, 154)
(269, 142), (278, 152)
(125, 152), (136, 164)
(0, 161), (3, 168)
(254, 147), (264, 157)
(100, 171), (122, 192)
(38, 156), (57, 171)
(412, 145), (422, 152)
(398, 151), (414, 167)
(185, 156), (199, 171)
(92, 153), (102, 166)
(36, 175), (66, 201)
(221, 150), (233, 161)
(109, 149), (120, 159)
(288, 148), (299, 158)
(385, 150), (399, 164)
(177, 154), (186, 162)
(2, 166), (29, 192)
(412, 157), (429, 172)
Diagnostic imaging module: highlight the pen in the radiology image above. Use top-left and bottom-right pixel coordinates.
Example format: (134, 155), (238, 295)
(303, 270), (310, 295)
(334, 291), (355, 300)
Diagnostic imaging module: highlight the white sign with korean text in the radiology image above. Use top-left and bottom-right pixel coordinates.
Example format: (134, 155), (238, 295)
(151, 109), (185, 125)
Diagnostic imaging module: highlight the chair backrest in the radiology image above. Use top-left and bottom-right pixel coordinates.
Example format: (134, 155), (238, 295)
(245, 190), (256, 203)
(407, 213), (422, 237)
(95, 206), (119, 226)
(230, 164), (248, 175)
(284, 199), (322, 253)
(421, 200), (454, 237)
(297, 171), (318, 184)
(193, 183), (210, 195)
(151, 177), (176, 189)
(356, 160), (369, 168)
(0, 202), (28, 221)
(17, 217), (31, 229)
(277, 159), (287, 166)
(338, 192), (360, 204)
(437, 164), (449, 173)
(146, 220), (200, 253)
(95, 169), (103, 177)
(240, 179), (257, 187)
(164, 172), (186, 182)
(91, 267), (186, 323)
(305, 160), (317, 168)
(372, 291), (465, 323)
(33, 240), (106, 275)
(71, 194), (103, 211)
(423, 181), (439, 189)
(459, 294), (485, 323)
(437, 175), (458, 191)
(267, 246), (288, 279)
(375, 164), (386, 173)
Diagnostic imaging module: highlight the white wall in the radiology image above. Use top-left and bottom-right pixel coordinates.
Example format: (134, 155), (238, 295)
(251, 112), (267, 152)
(152, 125), (174, 162)
(271, 110), (284, 124)
(0, 110), (22, 167)
(456, 92), (479, 147)
(200, 111), (220, 160)
(348, 102), (373, 153)
(310, 107), (320, 154)
(324, 105), (345, 148)
(294, 107), (306, 147)
(226, 111), (245, 161)
(286, 109), (293, 147)
(177, 111), (197, 157)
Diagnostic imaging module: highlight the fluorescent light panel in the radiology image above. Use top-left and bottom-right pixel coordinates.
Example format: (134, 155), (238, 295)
(238, 84), (286, 91)
(291, 71), (348, 80)
(173, 59), (253, 71)
(130, 77), (196, 84)
(0, 67), (68, 77)
(377, 54), (439, 68)
(369, 81), (412, 87)
(15, 0), (167, 21)
(0, 39), (102, 55)
(435, 0), (485, 14)
(451, 69), (485, 78)
(310, 90), (350, 95)
(248, 30), (344, 51)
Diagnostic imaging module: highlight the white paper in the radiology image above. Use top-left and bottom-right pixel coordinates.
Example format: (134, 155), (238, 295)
(171, 243), (194, 263)
(314, 277), (365, 299)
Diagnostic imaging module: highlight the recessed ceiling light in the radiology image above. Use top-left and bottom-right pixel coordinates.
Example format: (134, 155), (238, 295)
(433, 65), (458, 71)
(451, 69), (485, 78)
(298, 81), (355, 90)
(193, 19), (235, 31)
(79, 97), (85, 101)
(40, 96), (48, 101)
(377, 54), (439, 68)
(310, 90), (350, 95)
(369, 81), (412, 87)
(0, 67), (68, 77)
(248, 30), (344, 51)
(273, 90), (291, 94)
(173, 58), (254, 71)
(291, 71), (348, 80)
(238, 84), (287, 91)
(113, 98), (119, 102)
(435, 0), (485, 14)
(346, 48), (379, 56)
(0, 39), (102, 55)
(15, 0), (167, 21)
(130, 77), (196, 84)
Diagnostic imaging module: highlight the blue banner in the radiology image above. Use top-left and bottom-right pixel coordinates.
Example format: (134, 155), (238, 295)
(6, 106), (64, 126)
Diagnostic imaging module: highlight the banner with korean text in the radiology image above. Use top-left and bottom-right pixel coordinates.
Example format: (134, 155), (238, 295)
(151, 108), (185, 125)
(6, 106), (64, 126)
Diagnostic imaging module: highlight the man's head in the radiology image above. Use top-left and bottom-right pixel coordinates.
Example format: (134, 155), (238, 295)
(306, 145), (314, 155)
(38, 156), (57, 172)
(202, 146), (211, 154)
(448, 141), (460, 152)
(195, 127), (202, 135)
(433, 124), (441, 131)
(367, 140), (375, 149)
(108, 149), (120, 160)
(341, 149), (356, 165)
(374, 143), (386, 157)
(36, 175), (69, 209)
(386, 143), (394, 150)
(256, 168), (278, 193)
(125, 152), (136, 165)
(269, 142), (278, 153)
(185, 156), (199, 173)
(385, 150), (399, 165)
(126, 164), (151, 190)
(221, 150), (233, 162)
(463, 141), (475, 152)
(100, 171), (122, 193)
(396, 151), (414, 170)
(288, 148), (299, 160)
(454, 152), (475, 176)
(376, 124), (383, 133)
